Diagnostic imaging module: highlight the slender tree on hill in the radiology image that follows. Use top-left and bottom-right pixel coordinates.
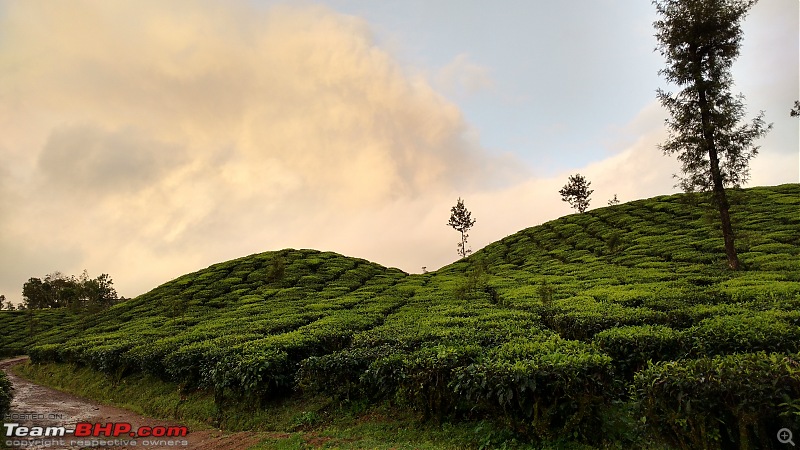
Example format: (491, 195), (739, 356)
(559, 173), (593, 213)
(653, 0), (771, 270)
(447, 197), (476, 259)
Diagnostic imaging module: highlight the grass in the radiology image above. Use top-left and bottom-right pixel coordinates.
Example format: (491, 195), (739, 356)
(13, 361), (558, 449)
(13, 361), (215, 432)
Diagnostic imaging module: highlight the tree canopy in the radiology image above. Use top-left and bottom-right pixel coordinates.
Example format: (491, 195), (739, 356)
(559, 174), (593, 213)
(22, 271), (119, 311)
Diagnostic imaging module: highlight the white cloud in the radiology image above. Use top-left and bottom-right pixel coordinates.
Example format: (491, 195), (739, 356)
(434, 53), (494, 97)
(0, 1), (517, 303)
(748, 150), (799, 187)
(0, 1), (793, 306)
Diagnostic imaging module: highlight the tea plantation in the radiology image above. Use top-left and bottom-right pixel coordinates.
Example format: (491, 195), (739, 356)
(2, 184), (799, 448)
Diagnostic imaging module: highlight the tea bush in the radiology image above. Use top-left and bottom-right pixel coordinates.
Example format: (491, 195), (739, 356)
(685, 313), (800, 356)
(593, 325), (683, 380)
(633, 352), (800, 449)
(451, 335), (612, 442)
(0, 371), (12, 422)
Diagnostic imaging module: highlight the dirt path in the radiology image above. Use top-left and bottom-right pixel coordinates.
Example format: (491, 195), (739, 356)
(1, 357), (265, 450)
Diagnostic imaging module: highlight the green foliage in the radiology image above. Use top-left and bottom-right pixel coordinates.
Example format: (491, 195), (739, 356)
(297, 346), (394, 401)
(537, 280), (554, 307)
(0, 370), (12, 422)
(0, 309), (80, 357)
(266, 256), (286, 285)
(685, 312), (800, 356)
(594, 325), (683, 380)
(448, 197), (476, 258)
(451, 335), (612, 442)
(4, 184), (800, 448)
(653, 0), (771, 271)
(633, 352), (800, 449)
(452, 262), (489, 302)
(547, 297), (668, 341)
(367, 344), (483, 420)
(22, 270), (119, 311)
(290, 410), (320, 429)
(16, 361), (545, 450)
(653, 0), (770, 192)
(559, 173), (593, 213)
(605, 231), (622, 254)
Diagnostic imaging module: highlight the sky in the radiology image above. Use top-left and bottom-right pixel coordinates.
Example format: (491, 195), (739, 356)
(0, 0), (797, 305)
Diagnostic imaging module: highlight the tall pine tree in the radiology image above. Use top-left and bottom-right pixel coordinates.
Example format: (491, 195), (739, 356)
(653, 0), (771, 270)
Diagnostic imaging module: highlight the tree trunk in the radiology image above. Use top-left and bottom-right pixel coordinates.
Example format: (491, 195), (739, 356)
(695, 64), (740, 270)
(712, 170), (740, 270)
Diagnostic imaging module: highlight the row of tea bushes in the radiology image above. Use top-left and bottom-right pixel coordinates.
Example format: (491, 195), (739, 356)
(299, 332), (613, 443)
(594, 311), (800, 380)
(634, 351), (800, 449)
(0, 309), (79, 357)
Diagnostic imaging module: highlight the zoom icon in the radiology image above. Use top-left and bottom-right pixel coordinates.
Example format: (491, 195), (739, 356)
(778, 428), (795, 447)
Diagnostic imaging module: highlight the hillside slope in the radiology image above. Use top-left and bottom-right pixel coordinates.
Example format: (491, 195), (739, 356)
(4, 184), (800, 447)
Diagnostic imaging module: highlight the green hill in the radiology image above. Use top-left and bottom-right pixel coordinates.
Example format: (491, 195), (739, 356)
(3, 184), (800, 448)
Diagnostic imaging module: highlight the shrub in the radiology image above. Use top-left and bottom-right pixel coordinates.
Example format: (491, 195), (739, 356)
(366, 344), (482, 420)
(593, 325), (683, 381)
(29, 343), (65, 364)
(685, 313), (800, 356)
(633, 352), (800, 449)
(205, 345), (290, 407)
(83, 340), (137, 374)
(0, 371), (12, 421)
(548, 301), (668, 341)
(451, 336), (613, 443)
(297, 345), (395, 401)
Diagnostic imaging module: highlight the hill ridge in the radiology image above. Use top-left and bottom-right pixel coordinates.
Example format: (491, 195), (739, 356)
(2, 183), (799, 447)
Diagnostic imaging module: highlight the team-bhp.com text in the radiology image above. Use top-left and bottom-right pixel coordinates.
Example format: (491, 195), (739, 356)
(4, 422), (189, 447)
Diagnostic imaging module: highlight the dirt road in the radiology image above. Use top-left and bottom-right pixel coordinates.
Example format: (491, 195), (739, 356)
(1, 357), (265, 450)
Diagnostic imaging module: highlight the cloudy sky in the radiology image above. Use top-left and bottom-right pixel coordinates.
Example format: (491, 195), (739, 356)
(0, 0), (797, 304)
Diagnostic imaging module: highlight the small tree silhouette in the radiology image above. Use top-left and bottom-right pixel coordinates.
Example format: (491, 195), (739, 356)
(608, 194), (620, 206)
(447, 197), (476, 258)
(559, 173), (593, 213)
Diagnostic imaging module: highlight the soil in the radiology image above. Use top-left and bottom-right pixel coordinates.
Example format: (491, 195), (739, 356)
(0, 357), (265, 450)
